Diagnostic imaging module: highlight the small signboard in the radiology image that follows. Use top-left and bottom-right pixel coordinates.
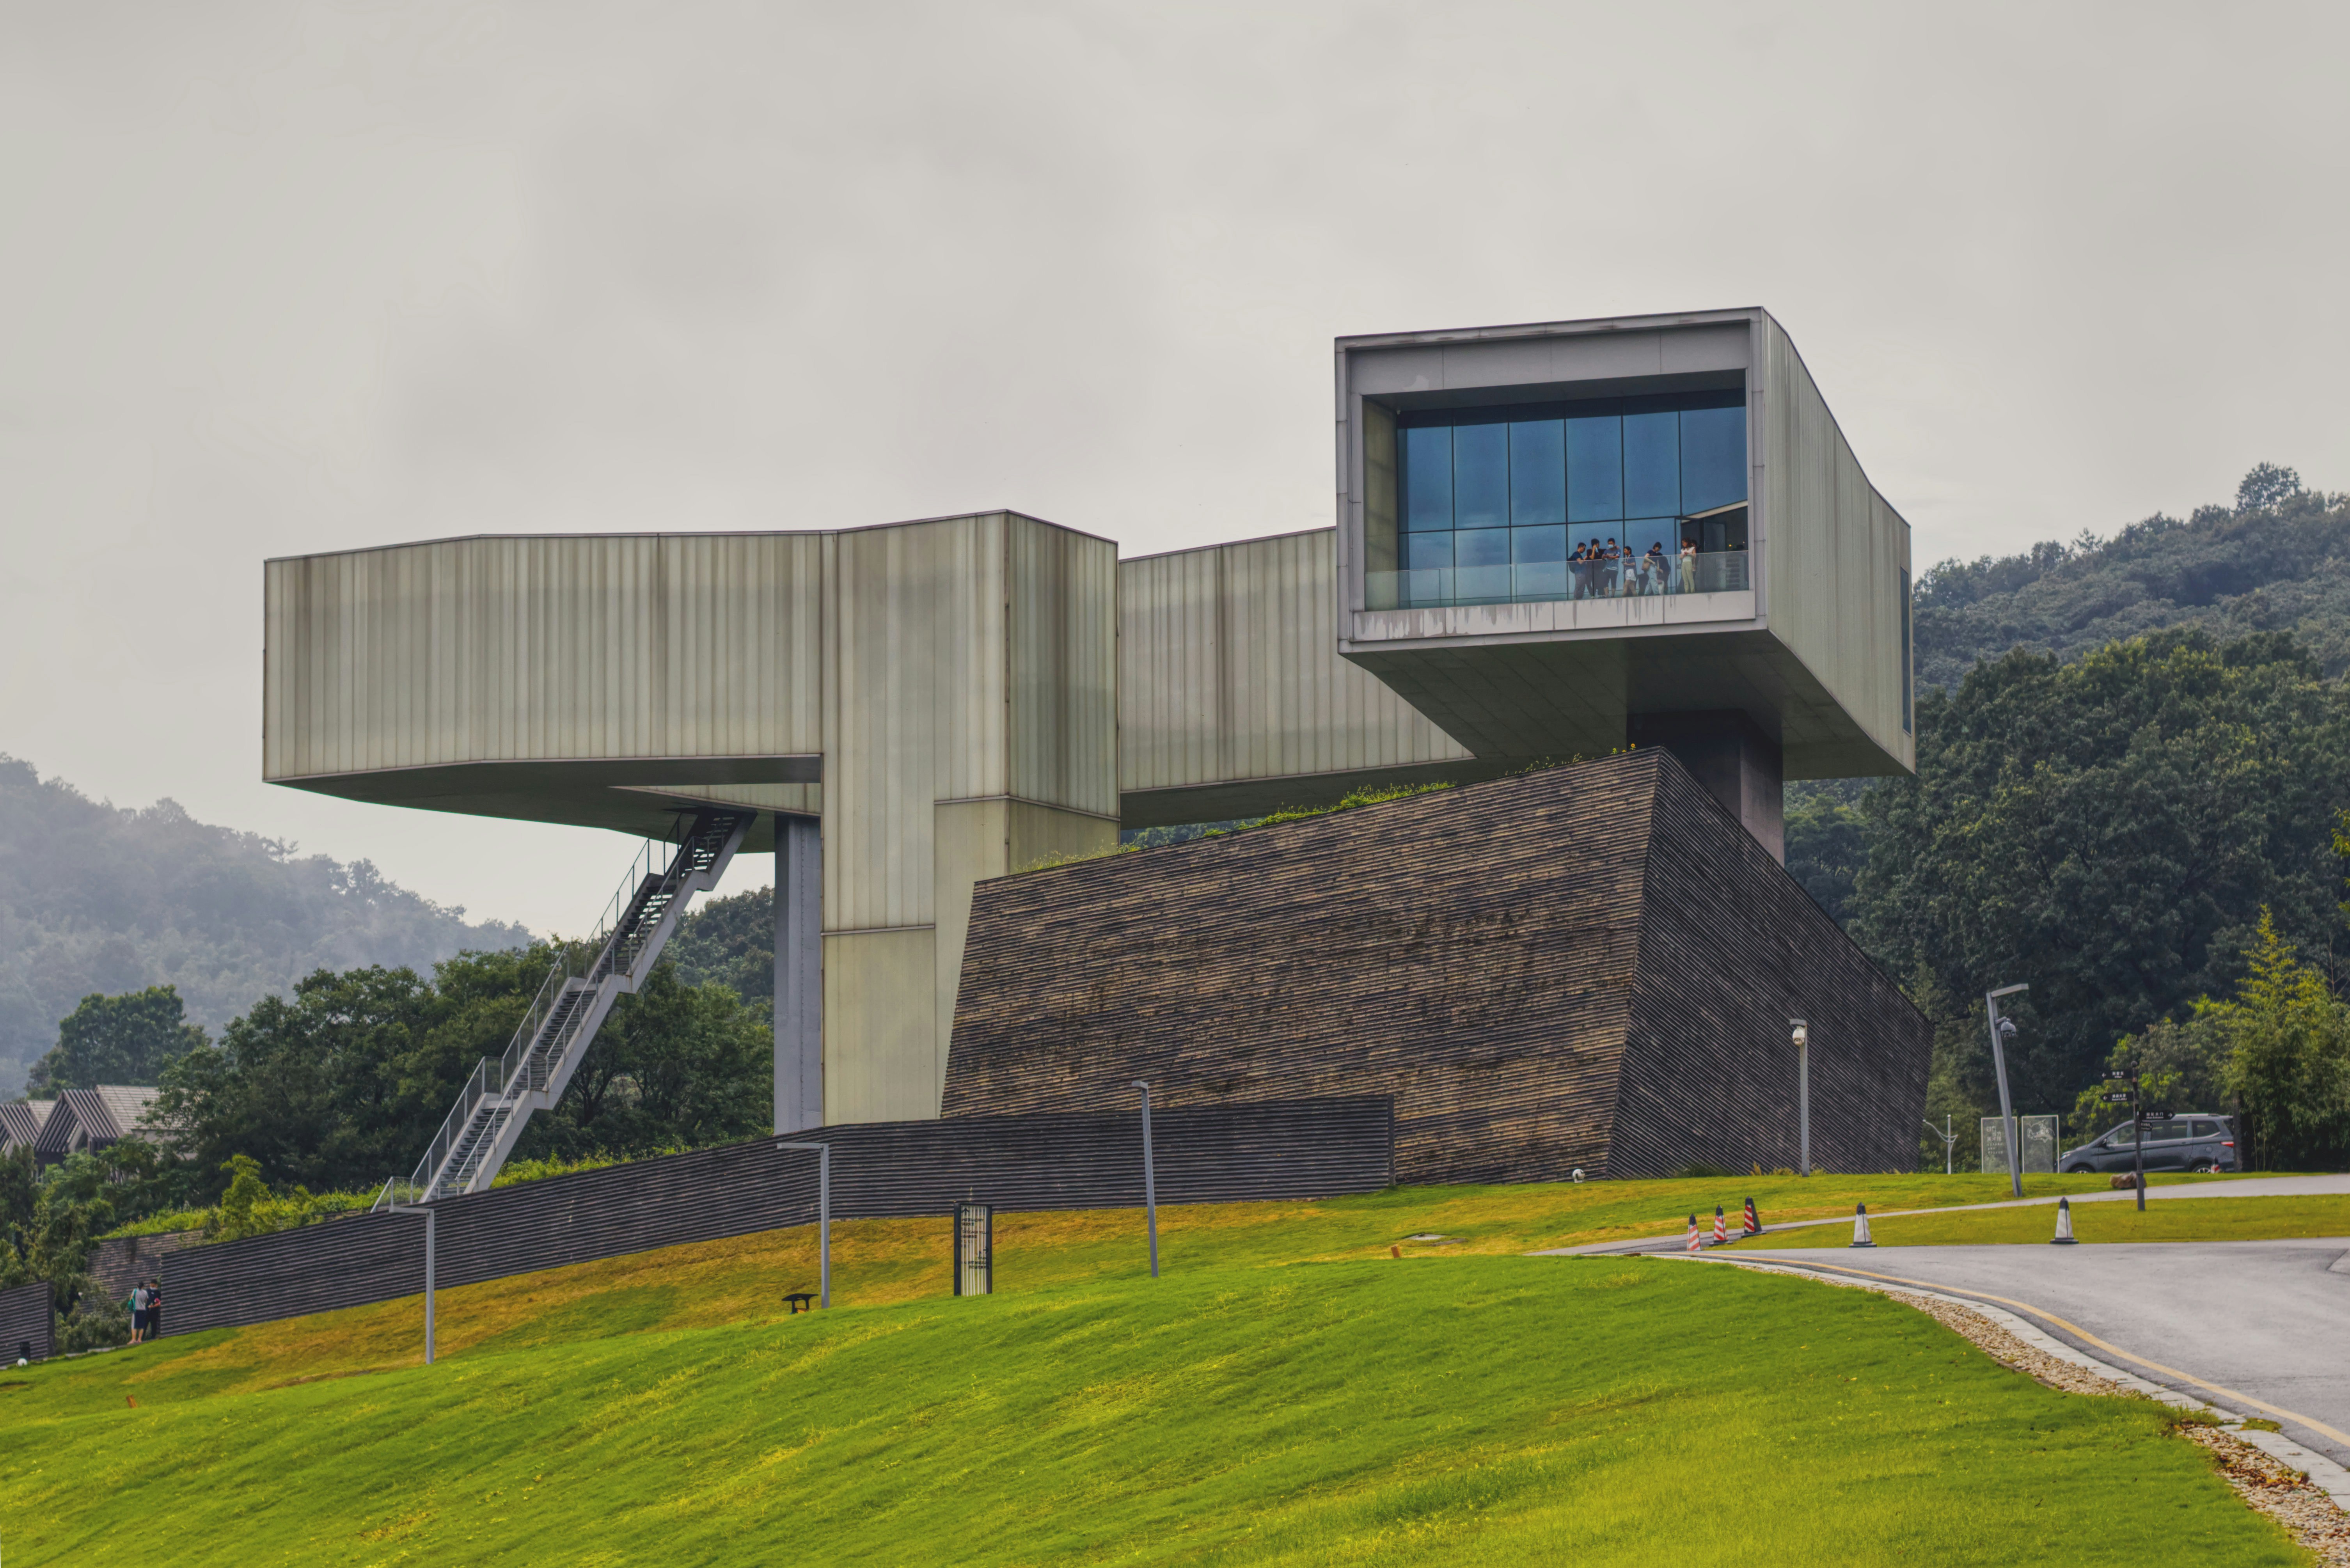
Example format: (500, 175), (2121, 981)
(953, 1203), (993, 1297)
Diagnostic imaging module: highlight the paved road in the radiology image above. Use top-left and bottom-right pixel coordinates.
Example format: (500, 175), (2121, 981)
(1554, 1172), (2350, 1254)
(1731, 1240), (2350, 1468)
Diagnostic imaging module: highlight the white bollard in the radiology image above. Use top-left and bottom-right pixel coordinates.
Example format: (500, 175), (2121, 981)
(2050, 1196), (2078, 1245)
(1850, 1202), (1877, 1248)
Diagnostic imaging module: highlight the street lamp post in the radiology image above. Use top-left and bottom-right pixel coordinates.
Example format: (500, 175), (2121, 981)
(378, 1181), (436, 1366)
(1983, 984), (2029, 1199)
(1132, 1080), (1159, 1278)
(1924, 1115), (1959, 1176)
(775, 1140), (832, 1307)
(1789, 1020), (1810, 1176)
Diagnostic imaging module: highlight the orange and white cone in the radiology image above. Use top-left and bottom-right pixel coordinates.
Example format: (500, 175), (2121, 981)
(1713, 1205), (1729, 1246)
(2050, 1197), (2078, 1245)
(1850, 1203), (1877, 1248)
(1685, 1215), (1703, 1252)
(1742, 1198), (1761, 1238)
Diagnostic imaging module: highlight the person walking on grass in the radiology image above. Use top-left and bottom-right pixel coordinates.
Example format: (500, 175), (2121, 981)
(126, 1281), (150, 1346)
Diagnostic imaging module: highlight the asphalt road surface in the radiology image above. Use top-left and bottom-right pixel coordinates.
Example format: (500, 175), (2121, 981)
(1734, 1239), (2350, 1468)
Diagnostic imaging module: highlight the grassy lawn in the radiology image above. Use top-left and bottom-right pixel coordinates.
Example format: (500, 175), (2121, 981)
(0, 1252), (2304, 1566)
(1767, 1194), (2350, 1248)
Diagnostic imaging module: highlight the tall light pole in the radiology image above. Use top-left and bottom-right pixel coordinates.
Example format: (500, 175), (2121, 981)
(1984, 984), (2028, 1199)
(379, 1181), (436, 1365)
(775, 1140), (831, 1307)
(1132, 1080), (1159, 1277)
(1789, 1020), (1810, 1176)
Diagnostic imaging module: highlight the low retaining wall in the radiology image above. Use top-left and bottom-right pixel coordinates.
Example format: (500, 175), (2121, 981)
(1, 1281), (53, 1362)
(161, 1097), (1392, 1337)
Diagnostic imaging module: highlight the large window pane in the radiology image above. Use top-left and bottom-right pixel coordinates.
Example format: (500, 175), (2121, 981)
(1622, 410), (1679, 519)
(1512, 524), (1567, 601)
(1679, 404), (1746, 514)
(1509, 420), (1566, 526)
(1453, 423), (1509, 528)
(1566, 412), (1622, 522)
(1406, 532), (1454, 569)
(1403, 426), (1452, 532)
(1454, 525), (1510, 599)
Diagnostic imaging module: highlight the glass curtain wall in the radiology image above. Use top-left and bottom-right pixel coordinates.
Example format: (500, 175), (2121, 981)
(1385, 390), (1747, 609)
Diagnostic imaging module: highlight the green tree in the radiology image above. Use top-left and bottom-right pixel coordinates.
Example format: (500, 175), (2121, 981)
(1784, 791), (1867, 926)
(664, 887), (775, 1021)
(27, 984), (206, 1093)
(1856, 628), (2350, 1117)
(211, 1155), (273, 1243)
(2207, 913), (2350, 1169)
(513, 963), (771, 1161)
(2067, 1013), (2233, 1143)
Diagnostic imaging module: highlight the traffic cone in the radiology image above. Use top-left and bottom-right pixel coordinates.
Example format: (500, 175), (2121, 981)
(2050, 1197), (2077, 1245)
(1741, 1198), (1761, 1238)
(1850, 1203), (1876, 1248)
(1713, 1205), (1729, 1246)
(1685, 1215), (1702, 1252)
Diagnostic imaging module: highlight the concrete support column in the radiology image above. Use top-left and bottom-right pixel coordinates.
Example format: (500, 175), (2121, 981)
(1625, 710), (1785, 862)
(774, 812), (824, 1133)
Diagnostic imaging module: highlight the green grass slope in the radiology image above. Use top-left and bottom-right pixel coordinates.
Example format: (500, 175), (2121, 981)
(0, 1248), (2303, 1565)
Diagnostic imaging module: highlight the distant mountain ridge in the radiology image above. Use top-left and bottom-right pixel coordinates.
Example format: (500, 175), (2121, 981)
(0, 756), (531, 1097)
(1912, 464), (2350, 689)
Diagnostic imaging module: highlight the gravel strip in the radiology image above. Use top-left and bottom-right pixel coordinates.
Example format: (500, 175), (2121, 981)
(1794, 1270), (2350, 1564)
(2178, 1425), (2350, 1565)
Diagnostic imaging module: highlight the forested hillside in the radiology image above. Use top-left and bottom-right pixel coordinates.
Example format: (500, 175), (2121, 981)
(0, 758), (531, 1096)
(1912, 463), (2350, 687)
(1789, 465), (2350, 1165)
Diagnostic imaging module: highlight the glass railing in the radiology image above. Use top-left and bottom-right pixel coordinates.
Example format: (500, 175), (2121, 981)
(1368, 548), (1749, 612)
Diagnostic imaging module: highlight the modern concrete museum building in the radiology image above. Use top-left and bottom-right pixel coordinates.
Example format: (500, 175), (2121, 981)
(264, 308), (1924, 1164)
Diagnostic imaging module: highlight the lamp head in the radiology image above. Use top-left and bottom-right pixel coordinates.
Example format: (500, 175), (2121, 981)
(1789, 1019), (1808, 1048)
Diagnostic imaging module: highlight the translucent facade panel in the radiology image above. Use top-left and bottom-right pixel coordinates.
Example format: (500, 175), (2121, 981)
(1404, 426), (1452, 532)
(1622, 410), (1680, 519)
(1679, 404), (1747, 514)
(1566, 413), (1622, 522)
(1453, 424), (1509, 529)
(1509, 420), (1566, 526)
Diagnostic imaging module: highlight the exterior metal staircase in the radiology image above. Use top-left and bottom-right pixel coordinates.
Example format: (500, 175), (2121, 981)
(381, 808), (753, 1205)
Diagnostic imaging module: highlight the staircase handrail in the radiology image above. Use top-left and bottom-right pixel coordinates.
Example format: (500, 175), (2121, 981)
(400, 810), (747, 1199)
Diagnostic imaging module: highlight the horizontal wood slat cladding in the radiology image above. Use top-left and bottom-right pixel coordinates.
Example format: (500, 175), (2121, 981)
(0, 1281), (53, 1361)
(946, 749), (1929, 1181)
(158, 1099), (1390, 1337)
(91, 1230), (199, 1301)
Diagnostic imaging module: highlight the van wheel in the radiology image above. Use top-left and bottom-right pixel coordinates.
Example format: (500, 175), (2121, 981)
(2064, 1164), (2094, 1174)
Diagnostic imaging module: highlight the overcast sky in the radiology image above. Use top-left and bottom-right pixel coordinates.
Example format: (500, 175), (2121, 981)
(3, 0), (2345, 936)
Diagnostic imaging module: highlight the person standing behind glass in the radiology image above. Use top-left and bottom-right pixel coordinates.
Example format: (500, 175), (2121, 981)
(1643, 541), (1667, 594)
(1567, 541), (1586, 599)
(1598, 539), (1616, 596)
(1677, 537), (1697, 593)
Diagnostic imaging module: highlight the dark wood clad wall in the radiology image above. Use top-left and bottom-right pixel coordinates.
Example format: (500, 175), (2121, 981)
(1613, 757), (1930, 1176)
(0, 1281), (53, 1361)
(950, 754), (1663, 1182)
(160, 1099), (1391, 1338)
(949, 750), (1930, 1182)
(90, 1229), (199, 1301)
